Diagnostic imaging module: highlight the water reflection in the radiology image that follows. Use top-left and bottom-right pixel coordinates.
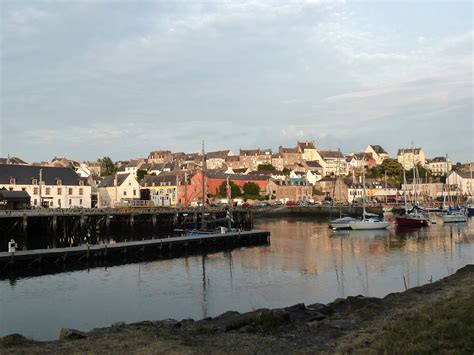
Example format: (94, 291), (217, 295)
(0, 218), (472, 341)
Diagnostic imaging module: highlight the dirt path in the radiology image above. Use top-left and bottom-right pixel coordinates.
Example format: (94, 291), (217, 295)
(1, 265), (473, 354)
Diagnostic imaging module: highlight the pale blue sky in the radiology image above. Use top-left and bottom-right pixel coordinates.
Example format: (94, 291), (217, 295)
(1, 1), (472, 163)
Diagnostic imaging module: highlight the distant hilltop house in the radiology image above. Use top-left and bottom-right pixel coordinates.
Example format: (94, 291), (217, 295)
(278, 146), (302, 168)
(239, 149), (272, 171)
(297, 141), (318, 161)
(397, 147), (426, 170)
(0, 156), (29, 165)
(0, 164), (91, 208)
(314, 150), (348, 177)
(364, 145), (389, 165)
(427, 157), (452, 176)
(148, 150), (172, 164)
(206, 150), (234, 170)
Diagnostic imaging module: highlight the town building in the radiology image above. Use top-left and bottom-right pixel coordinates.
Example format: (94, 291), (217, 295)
(206, 150), (233, 170)
(0, 190), (31, 210)
(271, 154), (284, 171)
(142, 173), (181, 206)
(0, 164), (91, 208)
(278, 146), (302, 167)
(446, 171), (473, 196)
(397, 147), (426, 170)
(297, 141), (318, 161)
(400, 182), (444, 203)
(98, 173), (140, 207)
(0, 157), (29, 165)
(365, 145), (389, 165)
(427, 157), (452, 176)
(148, 150), (172, 164)
(314, 150), (348, 176)
(315, 176), (349, 203)
(267, 178), (313, 203)
(239, 149), (272, 171)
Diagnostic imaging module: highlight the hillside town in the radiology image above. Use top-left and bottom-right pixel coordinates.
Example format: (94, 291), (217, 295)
(0, 142), (472, 210)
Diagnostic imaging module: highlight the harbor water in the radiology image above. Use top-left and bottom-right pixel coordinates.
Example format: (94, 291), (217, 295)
(0, 216), (473, 340)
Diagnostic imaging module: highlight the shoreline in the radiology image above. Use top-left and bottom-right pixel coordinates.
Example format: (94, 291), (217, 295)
(2, 264), (473, 354)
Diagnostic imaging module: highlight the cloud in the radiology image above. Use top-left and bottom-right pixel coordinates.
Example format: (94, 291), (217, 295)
(3, 6), (55, 36)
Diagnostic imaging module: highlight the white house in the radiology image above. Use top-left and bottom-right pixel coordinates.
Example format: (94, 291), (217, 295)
(397, 147), (426, 170)
(0, 164), (92, 208)
(446, 171), (473, 196)
(427, 157), (452, 176)
(314, 150), (348, 176)
(98, 173), (141, 207)
(365, 145), (389, 165)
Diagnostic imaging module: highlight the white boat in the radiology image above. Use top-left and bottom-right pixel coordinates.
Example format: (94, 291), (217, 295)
(348, 157), (389, 230)
(442, 210), (467, 223)
(349, 217), (389, 230)
(329, 216), (356, 230)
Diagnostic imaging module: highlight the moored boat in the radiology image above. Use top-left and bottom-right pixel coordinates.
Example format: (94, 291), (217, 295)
(329, 216), (356, 230)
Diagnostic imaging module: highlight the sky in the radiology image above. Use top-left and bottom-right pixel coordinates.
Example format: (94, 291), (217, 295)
(1, 0), (473, 163)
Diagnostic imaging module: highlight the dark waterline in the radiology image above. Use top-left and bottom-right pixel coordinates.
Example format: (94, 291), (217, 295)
(0, 217), (473, 341)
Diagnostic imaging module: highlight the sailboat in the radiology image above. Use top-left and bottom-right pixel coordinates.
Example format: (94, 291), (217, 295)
(329, 149), (356, 230)
(395, 161), (429, 227)
(349, 157), (389, 230)
(440, 163), (467, 223)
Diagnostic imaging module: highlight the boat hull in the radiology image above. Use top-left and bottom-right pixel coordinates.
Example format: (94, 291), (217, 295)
(349, 221), (389, 230)
(329, 217), (356, 230)
(395, 216), (429, 227)
(442, 214), (467, 223)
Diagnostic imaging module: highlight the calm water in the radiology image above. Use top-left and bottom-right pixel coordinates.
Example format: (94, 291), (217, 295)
(1, 217), (473, 340)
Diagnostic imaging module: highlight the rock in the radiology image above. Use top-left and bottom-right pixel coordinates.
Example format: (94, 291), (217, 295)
(307, 312), (326, 322)
(307, 303), (334, 315)
(0, 333), (30, 346)
(254, 309), (290, 331)
(286, 303), (306, 311)
(59, 328), (87, 340)
(326, 319), (357, 330)
(153, 319), (181, 329)
(237, 325), (256, 333)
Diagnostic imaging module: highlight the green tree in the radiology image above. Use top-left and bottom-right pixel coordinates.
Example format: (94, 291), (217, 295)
(381, 159), (404, 177)
(218, 180), (242, 198)
(136, 169), (147, 181)
(257, 163), (276, 172)
(282, 167), (291, 174)
(243, 182), (260, 196)
(98, 157), (117, 176)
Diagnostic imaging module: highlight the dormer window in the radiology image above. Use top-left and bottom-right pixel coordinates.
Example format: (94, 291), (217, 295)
(9, 177), (16, 185)
(32, 178), (38, 185)
(79, 180), (84, 186)
(56, 179), (62, 186)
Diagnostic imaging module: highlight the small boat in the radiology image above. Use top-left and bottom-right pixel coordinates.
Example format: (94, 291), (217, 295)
(349, 215), (389, 230)
(441, 208), (467, 223)
(329, 216), (356, 230)
(395, 206), (429, 227)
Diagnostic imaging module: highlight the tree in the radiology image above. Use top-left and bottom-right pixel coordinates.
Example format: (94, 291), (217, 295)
(97, 157), (117, 176)
(381, 159), (404, 177)
(282, 167), (291, 174)
(218, 180), (242, 198)
(243, 182), (260, 196)
(136, 169), (147, 181)
(257, 163), (276, 172)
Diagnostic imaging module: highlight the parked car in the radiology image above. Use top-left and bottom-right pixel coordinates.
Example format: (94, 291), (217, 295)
(273, 201), (284, 206)
(255, 201), (270, 207)
(286, 201), (298, 206)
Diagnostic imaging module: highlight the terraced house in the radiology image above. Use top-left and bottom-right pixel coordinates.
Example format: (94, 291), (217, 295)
(0, 164), (91, 208)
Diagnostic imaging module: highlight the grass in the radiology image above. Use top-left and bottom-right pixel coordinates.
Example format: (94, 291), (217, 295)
(338, 275), (474, 354)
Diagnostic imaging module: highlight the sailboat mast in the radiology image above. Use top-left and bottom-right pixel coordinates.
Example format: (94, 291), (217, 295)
(201, 140), (206, 227)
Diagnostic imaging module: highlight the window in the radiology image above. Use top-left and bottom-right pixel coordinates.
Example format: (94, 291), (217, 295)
(50, 201), (53, 207)
(69, 199), (72, 205)
(79, 180), (84, 186)
(45, 187), (51, 195)
(32, 179), (38, 185)
(33, 187), (39, 194)
(34, 199), (37, 205)
(58, 188), (62, 195)
(69, 188), (73, 195)
(79, 188), (83, 195)
(56, 179), (62, 186)
(79, 199), (82, 206)
(9, 178), (15, 184)
(58, 199), (61, 206)
(22, 188), (26, 191)
(133, 190), (136, 196)
(124, 191), (127, 196)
